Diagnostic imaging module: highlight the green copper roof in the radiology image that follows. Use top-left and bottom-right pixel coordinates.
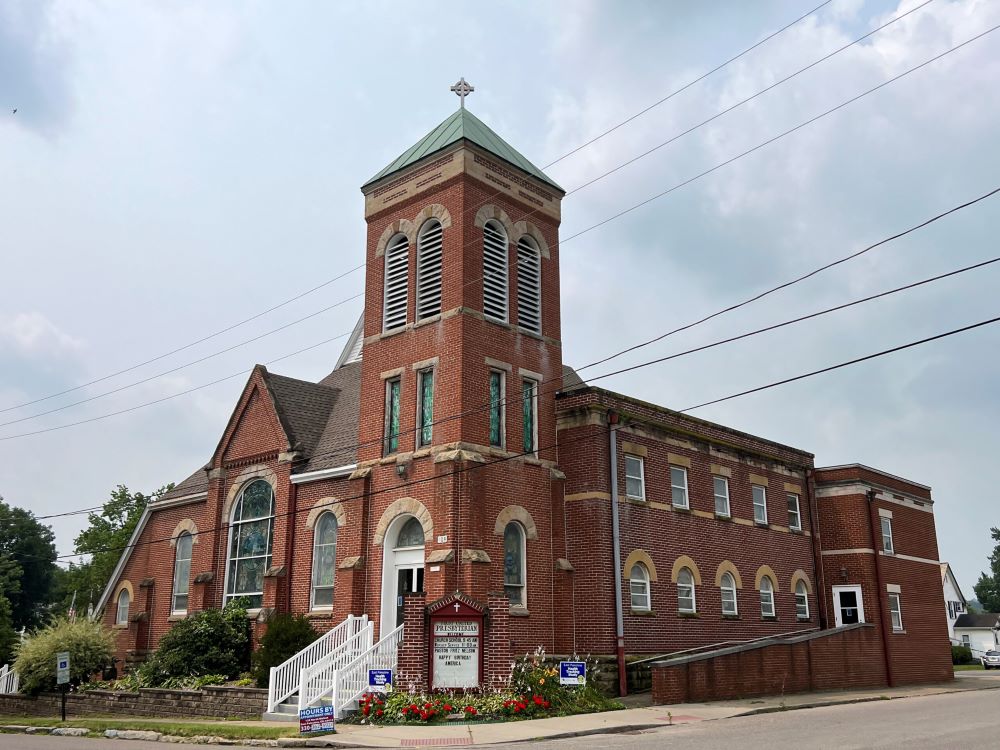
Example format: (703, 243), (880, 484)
(363, 108), (563, 192)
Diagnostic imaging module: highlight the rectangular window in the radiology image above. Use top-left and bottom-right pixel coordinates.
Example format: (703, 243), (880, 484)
(721, 587), (737, 616)
(713, 476), (730, 517)
(880, 516), (894, 554)
(522, 378), (537, 455)
(888, 592), (903, 631)
(962, 634), (971, 647)
(624, 455), (645, 500)
(787, 493), (801, 531)
(670, 466), (689, 509)
(416, 368), (434, 448)
(489, 370), (505, 448)
(752, 485), (768, 524)
(384, 377), (401, 455)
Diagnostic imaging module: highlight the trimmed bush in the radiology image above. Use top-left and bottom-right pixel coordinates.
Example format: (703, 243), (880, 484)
(952, 645), (974, 665)
(252, 613), (319, 688)
(14, 617), (115, 694)
(138, 599), (250, 685)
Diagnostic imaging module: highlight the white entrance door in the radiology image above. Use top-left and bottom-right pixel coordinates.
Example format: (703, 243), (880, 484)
(379, 516), (425, 638)
(832, 585), (865, 627)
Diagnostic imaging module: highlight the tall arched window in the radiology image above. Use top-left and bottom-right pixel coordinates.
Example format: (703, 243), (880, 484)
(416, 220), (443, 320)
(677, 567), (696, 613)
(760, 576), (776, 618)
(116, 589), (130, 626)
(171, 532), (193, 614)
(516, 236), (541, 334)
(311, 512), (338, 609)
(720, 572), (738, 616)
(630, 563), (651, 611)
(503, 521), (526, 607)
(383, 233), (409, 331)
(225, 479), (275, 609)
(795, 580), (810, 620)
(482, 220), (509, 322)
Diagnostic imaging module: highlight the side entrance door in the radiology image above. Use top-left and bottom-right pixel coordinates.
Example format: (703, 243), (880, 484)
(395, 566), (425, 627)
(832, 584), (865, 627)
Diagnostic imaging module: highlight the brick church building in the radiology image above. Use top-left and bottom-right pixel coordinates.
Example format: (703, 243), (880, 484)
(97, 95), (953, 704)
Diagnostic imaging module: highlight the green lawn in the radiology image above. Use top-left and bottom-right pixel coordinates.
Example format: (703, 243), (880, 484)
(0, 718), (300, 740)
(955, 664), (985, 671)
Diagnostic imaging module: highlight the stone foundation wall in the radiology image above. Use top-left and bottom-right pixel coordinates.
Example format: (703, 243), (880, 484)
(0, 686), (266, 720)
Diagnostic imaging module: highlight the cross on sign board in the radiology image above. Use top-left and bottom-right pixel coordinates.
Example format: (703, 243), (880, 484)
(450, 78), (474, 108)
(453, 602), (461, 612)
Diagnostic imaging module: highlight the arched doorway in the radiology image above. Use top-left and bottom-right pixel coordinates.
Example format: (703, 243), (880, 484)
(380, 515), (425, 637)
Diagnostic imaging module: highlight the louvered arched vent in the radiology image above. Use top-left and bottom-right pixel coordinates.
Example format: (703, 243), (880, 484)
(383, 233), (409, 331)
(416, 220), (443, 320)
(516, 236), (542, 334)
(482, 221), (509, 322)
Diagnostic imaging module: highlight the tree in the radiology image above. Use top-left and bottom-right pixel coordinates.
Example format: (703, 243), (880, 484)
(0, 498), (58, 630)
(973, 527), (1000, 613)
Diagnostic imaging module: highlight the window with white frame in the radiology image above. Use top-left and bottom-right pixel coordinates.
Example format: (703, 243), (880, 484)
(752, 485), (768, 525)
(714, 476), (730, 517)
(795, 580), (810, 620)
(224, 479), (275, 610)
(670, 466), (689, 509)
(515, 236), (542, 334)
(677, 567), (696, 613)
(482, 220), (509, 322)
(880, 516), (895, 554)
(504, 521), (526, 607)
(760, 576), (775, 618)
(522, 378), (538, 454)
(171, 532), (193, 614)
(116, 589), (130, 626)
(630, 563), (651, 611)
(787, 493), (802, 531)
(962, 634), (971, 647)
(624, 455), (645, 500)
(311, 512), (338, 609)
(416, 368), (434, 448)
(383, 233), (409, 331)
(888, 592), (903, 631)
(415, 220), (443, 320)
(720, 572), (738, 616)
(489, 369), (505, 448)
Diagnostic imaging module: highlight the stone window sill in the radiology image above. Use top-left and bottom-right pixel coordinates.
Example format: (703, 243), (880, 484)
(678, 611), (700, 619)
(672, 505), (691, 513)
(509, 607), (530, 618)
(797, 616), (811, 623)
(761, 615), (778, 622)
(722, 614), (741, 620)
(892, 628), (907, 635)
(630, 608), (655, 617)
(755, 521), (769, 529)
(113, 623), (129, 631)
(715, 513), (732, 522)
(167, 612), (188, 622)
(789, 527), (804, 535)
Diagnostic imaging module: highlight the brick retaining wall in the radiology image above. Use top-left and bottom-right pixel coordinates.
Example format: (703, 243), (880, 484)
(0, 686), (266, 720)
(652, 623), (888, 704)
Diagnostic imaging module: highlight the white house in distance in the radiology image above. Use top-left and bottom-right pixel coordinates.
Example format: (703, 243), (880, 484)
(953, 613), (1000, 658)
(941, 563), (967, 641)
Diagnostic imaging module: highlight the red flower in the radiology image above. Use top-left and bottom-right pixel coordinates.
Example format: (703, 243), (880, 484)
(362, 706), (370, 715)
(444, 704), (453, 712)
(376, 709), (383, 716)
(533, 695), (543, 705)
(543, 700), (551, 708)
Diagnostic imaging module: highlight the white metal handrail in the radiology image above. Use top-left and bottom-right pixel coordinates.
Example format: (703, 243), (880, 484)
(297, 622), (374, 712)
(267, 614), (367, 713)
(0, 664), (19, 695)
(331, 624), (404, 718)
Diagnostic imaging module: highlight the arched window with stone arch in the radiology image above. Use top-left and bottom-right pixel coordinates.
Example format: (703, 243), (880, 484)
(720, 572), (738, 616)
(515, 235), (541, 334)
(383, 233), (410, 331)
(677, 567), (696, 613)
(795, 580), (810, 620)
(630, 563), (651, 611)
(482, 220), (509, 322)
(224, 479), (275, 609)
(116, 588), (130, 626)
(760, 575), (776, 618)
(171, 532), (193, 614)
(504, 521), (527, 607)
(311, 512), (338, 610)
(416, 220), (443, 320)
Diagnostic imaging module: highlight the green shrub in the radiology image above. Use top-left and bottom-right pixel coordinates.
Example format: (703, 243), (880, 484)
(252, 613), (319, 687)
(952, 645), (974, 665)
(138, 599), (250, 686)
(14, 617), (115, 694)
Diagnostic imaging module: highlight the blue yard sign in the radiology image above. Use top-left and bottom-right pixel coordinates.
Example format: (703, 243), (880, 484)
(559, 661), (586, 687)
(368, 668), (393, 693)
(298, 705), (335, 734)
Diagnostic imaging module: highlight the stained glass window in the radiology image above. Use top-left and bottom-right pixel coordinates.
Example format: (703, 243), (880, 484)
(225, 479), (274, 609)
(489, 370), (504, 447)
(504, 522), (525, 606)
(522, 379), (537, 454)
(311, 512), (337, 609)
(385, 378), (401, 454)
(417, 369), (433, 448)
(396, 517), (425, 549)
(171, 532), (192, 613)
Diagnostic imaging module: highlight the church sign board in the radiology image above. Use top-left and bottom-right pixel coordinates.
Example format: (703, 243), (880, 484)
(428, 593), (485, 690)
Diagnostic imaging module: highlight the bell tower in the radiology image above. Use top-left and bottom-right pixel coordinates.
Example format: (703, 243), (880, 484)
(356, 83), (567, 648)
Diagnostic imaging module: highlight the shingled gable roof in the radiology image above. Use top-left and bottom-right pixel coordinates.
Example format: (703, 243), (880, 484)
(362, 107), (564, 192)
(954, 613), (1000, 629)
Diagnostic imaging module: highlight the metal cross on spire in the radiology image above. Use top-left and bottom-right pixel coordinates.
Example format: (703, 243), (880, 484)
(450, 77), (474, 108)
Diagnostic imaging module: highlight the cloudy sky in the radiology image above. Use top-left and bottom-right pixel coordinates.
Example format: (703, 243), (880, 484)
(1, 0), (998, 601)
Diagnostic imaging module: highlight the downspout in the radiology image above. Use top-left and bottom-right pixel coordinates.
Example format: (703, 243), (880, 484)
(608, 410), (628, 697)
(285, 481), (298, 613)
(805, 469), (828, 629)
(867, 488), (894, 688)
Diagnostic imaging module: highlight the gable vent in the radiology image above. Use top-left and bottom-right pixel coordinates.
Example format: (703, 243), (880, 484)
(416, 220), (443, 320)
(483, 221), (509, 323)
(516, 236), (542, 335)
(383, 233), (409, 331)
